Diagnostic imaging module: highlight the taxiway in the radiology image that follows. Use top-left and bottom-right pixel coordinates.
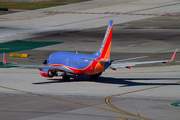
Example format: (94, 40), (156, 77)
(0, 0), (180, 120)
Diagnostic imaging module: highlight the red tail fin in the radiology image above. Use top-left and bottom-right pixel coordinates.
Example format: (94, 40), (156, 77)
(93, 20), (113, 59)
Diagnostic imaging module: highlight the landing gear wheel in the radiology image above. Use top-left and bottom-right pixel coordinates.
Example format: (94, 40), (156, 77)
(48, 70), (56, 77)
(63, 75), (70, 81)
(90, 75), (98, 81)
(90, 72), (102, 81)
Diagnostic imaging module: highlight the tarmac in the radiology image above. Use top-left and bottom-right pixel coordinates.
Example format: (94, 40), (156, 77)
(0, 0), (180, 120)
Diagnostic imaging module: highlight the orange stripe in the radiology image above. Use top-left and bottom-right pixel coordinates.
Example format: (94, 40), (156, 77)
(94, 62), (104, 74)
(104, 42), (111, 59)
(100, 26), (113, 58)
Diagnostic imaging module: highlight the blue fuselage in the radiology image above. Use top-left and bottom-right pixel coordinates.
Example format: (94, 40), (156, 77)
(47, 52), (111, 75)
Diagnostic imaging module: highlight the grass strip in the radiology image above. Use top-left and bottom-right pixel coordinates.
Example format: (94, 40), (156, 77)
(0, 2), (67, 10)
(0, 40), (62, 68)
(0, 40), (62, 53)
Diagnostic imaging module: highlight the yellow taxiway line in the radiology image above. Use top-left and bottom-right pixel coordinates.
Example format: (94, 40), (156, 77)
(105, 81), (180, 120)
(1, 70), (180, 119)
(0, 85), (148, 119)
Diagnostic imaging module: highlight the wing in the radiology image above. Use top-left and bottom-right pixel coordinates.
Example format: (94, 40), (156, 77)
(3, 53), (74, 73)
(110, 49), (178, 70)
(111, 56), (148, 62)
(79, 56), (148, 63)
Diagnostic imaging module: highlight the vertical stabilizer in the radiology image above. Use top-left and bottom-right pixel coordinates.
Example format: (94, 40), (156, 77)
(93, 20), (113, 59)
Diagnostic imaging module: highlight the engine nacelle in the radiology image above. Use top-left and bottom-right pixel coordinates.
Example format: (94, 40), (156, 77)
(48, 70), (56, 77)
(40, 69), (56, 78)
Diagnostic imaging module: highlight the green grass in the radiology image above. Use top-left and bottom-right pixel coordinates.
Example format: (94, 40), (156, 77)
(0, 40), (62, 68)
(170, 102), (180, 108)
(0, 2), (67, 10)
(0, 40), (62, 53)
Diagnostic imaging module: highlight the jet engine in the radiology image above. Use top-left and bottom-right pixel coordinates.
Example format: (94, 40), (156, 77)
(48, 70), (57, 77)
(40, 69), (57, 78)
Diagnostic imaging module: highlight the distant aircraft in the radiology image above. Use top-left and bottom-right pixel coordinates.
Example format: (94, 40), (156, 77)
(3, 20), (178, 81)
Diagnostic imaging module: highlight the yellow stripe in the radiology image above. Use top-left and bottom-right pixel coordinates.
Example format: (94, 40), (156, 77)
(0, 85), (148, 118)
(117, 118), (127, 120)
(105, 81), (180, 120)
(1, 76), (179, 119)
(9, 53), (28, 58)
(0, 85), (151, 120)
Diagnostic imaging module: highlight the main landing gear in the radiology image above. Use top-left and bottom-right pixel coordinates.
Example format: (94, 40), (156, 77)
(62, 72), (70, 81)
(90, 72), (102, 80)
(62, 72), (102, 81)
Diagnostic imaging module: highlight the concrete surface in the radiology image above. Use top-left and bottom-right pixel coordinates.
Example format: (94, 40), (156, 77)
(0, 66), (180, 120)
(0, 0), (180, 120)
(1, 0), (180, 42)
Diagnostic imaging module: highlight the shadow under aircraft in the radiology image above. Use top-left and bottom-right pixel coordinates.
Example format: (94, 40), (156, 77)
(32, 75), (180, 87)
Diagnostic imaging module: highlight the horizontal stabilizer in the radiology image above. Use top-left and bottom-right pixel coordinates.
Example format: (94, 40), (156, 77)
(78, 58), (108, 63)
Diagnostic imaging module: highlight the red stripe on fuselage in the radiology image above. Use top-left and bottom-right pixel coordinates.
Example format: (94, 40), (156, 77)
(49, 60), (104, 75)
(40, 72), (51, 78)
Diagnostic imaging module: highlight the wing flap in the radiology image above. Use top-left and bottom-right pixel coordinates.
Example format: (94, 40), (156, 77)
(111, 56), (148, 62)
(110, 60), (168, 69)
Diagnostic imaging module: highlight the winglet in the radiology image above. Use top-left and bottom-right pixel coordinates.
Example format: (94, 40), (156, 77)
(168, 48), (178, 62)
(3, 53), (7, 66)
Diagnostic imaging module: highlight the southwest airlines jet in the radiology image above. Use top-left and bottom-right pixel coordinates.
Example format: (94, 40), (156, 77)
(3, 20), (178, 81)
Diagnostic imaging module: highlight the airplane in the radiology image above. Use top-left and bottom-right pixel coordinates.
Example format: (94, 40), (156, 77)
(3, 20), (178, 81)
